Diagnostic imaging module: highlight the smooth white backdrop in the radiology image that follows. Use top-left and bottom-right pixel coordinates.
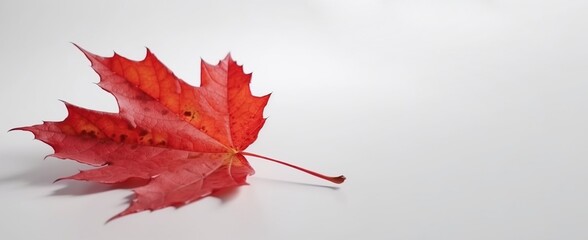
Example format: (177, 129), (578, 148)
(1, 1), (587, 239)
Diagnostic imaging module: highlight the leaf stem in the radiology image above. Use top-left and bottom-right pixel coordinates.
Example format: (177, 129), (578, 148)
(240, 152), (346, 184)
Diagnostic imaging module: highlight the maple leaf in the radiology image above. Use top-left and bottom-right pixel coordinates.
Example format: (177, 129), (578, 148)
(13, 45), (345, 221)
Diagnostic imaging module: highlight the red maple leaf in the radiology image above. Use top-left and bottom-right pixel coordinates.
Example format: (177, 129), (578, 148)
(13, 45), (345, 221)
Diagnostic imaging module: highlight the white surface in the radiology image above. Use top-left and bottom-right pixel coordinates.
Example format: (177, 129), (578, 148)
(1, 0), (587, 239)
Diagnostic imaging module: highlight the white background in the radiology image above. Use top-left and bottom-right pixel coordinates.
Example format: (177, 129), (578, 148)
(1, 0), (587, 239)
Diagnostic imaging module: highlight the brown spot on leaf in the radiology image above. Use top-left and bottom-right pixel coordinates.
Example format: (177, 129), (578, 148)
(139, 129), (149, 136)
(88, 130), (97, 138)
(120, 134), (128, 142)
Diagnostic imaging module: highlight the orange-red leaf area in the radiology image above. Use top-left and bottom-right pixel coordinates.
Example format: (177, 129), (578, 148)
(15, 46), (345, 221)
(15, 46), (271, 220)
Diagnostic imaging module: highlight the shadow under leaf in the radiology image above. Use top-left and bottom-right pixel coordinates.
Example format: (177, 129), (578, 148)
(251, 177), (340, 190)
(51, 177), (148, 196)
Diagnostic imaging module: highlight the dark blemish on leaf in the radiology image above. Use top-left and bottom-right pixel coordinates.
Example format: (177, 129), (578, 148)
(79, 129), (98, 139)
(157, 140), (166, 146)
(120, 134), (128, 142)
(139, 129), (149, 136)
(127, 123), (134, 130)
(184, 111), (192, 117)
(111, 134), (116, 138)
(130, 144), (138, 149)
(148, 139), (154, 145)
(161, 110), (169, 115)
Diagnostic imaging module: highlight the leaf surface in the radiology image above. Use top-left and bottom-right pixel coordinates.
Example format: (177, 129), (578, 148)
(17, 46), (270, 219)
(15, 46), (344, 221)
